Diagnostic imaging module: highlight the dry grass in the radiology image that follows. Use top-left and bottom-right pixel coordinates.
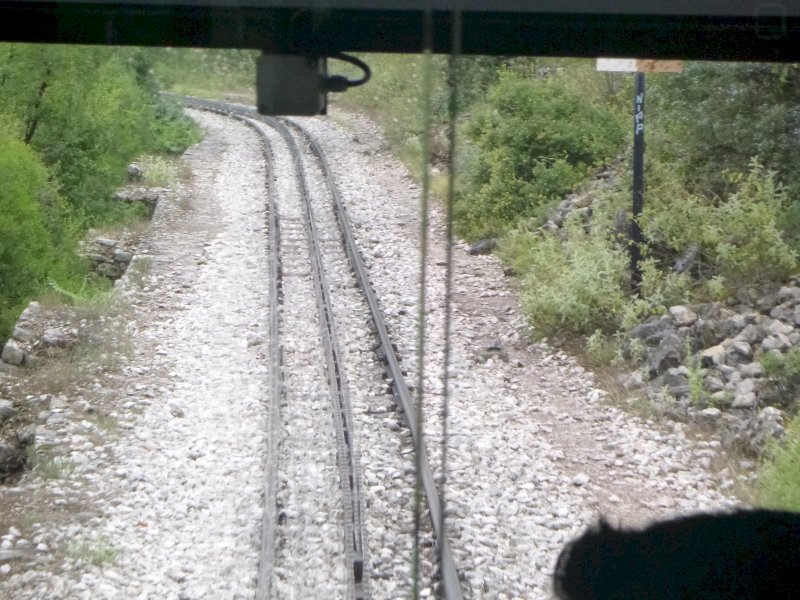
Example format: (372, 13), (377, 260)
(25, 294), (133, 396)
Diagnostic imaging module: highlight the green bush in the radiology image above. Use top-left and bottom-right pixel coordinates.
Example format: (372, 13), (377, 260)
(456, 71), (625, 239)
(650, 62), (800, 198)
(757, 415), (800, 511)
(0, 44), (201, 340)
(502, 214), (629, 336)
(642, 160), (796, 289)
(760, 348), (800, 405)
(0, 134), (57, 338)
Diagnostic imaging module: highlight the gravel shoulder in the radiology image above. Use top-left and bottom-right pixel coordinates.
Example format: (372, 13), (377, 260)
(0, 106), (740, 599)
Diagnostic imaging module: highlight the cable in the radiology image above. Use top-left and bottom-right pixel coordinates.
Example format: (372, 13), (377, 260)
(324, 53), (372, 92)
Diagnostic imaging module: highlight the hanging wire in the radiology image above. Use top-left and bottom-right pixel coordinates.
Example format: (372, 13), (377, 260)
(323, 53), (372, 92)
(412, 3), (435, 599)
(439, 4), (462, 598)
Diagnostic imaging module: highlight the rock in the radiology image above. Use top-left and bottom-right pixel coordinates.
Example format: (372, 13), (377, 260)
(630, 316), (673, 346)
(94, 237), (117, 248)
(731, 392), (757, 410)
(572, 473), (590, 486)
(620, 370), (645, 390)
(127, 163), (143, 182)
(721, 313), (748, 338)
(740, 362), (764, 378)
(756, 292), (780, 314)
(0, 441), (26, 475)
(646, 333), (685, 378)
(769, 304), (794, 322)
(669, 305), (698, 327)
(761, 333), (792, 353)
(734, 324), (763, 345)
(723, 339), (752, 360)
(732, 407), (786, 456)
(113, 251), (133, 264)
(468, 239), (496, 255)
(697, 407), (722, 421)
(17, 425), (36, 446)
(1, 340), (26, 366)
(690, 317), (728, 348)
(41, 328), (71, 348)
(735, 378), (756, 396)
(113, 188), (161, 208)
(764, 318), (794, 337)
(663, 367), (689, 396)
(573, 194), (592, 209)
(777, 286), (800, 305)
(704, 374), (725, 393)
(11, 326), (35, 343)
(700, 345), (726, 368)
(0, 401), (15, 422)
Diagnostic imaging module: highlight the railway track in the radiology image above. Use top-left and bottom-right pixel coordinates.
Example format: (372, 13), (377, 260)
(175, 95), (464, 600)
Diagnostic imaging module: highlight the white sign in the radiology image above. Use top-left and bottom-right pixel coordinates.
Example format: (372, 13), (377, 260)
(597, 58), (638, 72)
(597, 59), (683, 73)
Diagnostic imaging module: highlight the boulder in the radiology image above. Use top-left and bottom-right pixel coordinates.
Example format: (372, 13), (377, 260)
(630, 316), (673, 346)
(761, 333), (792, 353)
(11, 326), (35, 343)
(41, 328), (72, 348)
(669, 305), (698, 327)
(731, 407), (786, 456)
(777, 286), (800, 305)
(701, 345), (726, 368)
(127, 163), (143, 182)
(740, 362), (764, 378)
(646, 333), (685, 379)
(0, 440), (26, 476)
(0, 400), (15, 422)
(1, 340), (26, 366)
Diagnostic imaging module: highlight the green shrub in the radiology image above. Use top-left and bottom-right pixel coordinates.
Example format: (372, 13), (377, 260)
(0, 134), (57, 338)
(757, 415), (800, 511)
(503, 214), (628, 336)
(0, 44), (200, 340)
(650, 62), (800, 199)
(641, 160), (796, 290)
(760, 348), (800, 404)
(456, 70), (625, 239)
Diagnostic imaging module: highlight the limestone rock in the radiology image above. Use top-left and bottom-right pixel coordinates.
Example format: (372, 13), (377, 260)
(669, 305), (698, 327)
(1, 340), (26, 366)
(701, 345), (726, 368)
(468, 239), (496, 256)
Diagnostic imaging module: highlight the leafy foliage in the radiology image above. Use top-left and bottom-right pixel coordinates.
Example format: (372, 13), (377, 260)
(757, 415), (800, 511)
(0, 43), (200, 339)
(642, 160), (797, 290)
(0, 133), (56, 338)
(650, 63), (800, 197)
(760, 348), (800, 405)
(457, 71), (625, 238)
(501, 214), (629, 336)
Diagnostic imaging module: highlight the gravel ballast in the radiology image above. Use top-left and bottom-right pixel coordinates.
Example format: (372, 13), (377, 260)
(0, 107), (739, 599)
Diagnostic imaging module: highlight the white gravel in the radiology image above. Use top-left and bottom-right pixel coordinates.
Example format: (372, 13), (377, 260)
(0, 105), (741, 600)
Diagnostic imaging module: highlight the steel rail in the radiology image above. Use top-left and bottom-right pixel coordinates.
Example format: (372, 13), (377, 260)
(172, 94), (368, 598)
(285, 118), (464, 600)
(266, 115), (368, 600)
(173, 94), (462, 598)
(166, 96), (285, 600)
